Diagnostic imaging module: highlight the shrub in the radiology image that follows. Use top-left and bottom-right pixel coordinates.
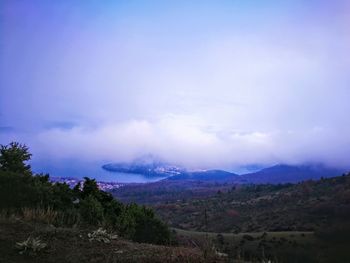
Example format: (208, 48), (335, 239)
(120, 205), (172, 244)
(79, 195), (104, 225)
(16, 237), (47, 255)
(21, 207), (58, 224)
(0, 142), (174, 246)
(87, 228), (118, 243)
(0, 171), (38, 209)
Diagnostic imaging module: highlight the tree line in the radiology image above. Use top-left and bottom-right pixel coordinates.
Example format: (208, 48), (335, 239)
(0, 142), (172, 245)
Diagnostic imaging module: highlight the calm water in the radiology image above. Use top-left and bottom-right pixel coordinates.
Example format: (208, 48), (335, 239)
(32, 161), (167, 183)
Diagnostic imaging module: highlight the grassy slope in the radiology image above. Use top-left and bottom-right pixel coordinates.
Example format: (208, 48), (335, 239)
(154, 175), (350, 233)
(174, 228), (347, 263)
(149, 174), (350, 262)
(0, 219), (216, 263)
(111, 180), (234, 204)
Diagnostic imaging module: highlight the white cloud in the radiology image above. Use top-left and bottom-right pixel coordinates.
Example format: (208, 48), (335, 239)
(1, 0), (350, 172)
(32, 114), (350, 170)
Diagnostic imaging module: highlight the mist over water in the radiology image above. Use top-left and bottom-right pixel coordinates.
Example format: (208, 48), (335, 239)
(31, 161), (166, 183)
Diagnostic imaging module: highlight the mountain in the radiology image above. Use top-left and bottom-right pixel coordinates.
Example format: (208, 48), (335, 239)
(102, 154), (240, 182)
(165, 164), (344, 184)
(241, 164), (346, 184)
(103, 154), (346, 184)
(102, 154), (185, 177)
(166, 169), (239, 182)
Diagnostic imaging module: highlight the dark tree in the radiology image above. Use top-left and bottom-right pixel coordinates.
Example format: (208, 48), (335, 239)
(0, 142), (173, 245)
(81, 177), (100, 199)
(0, 142), (32, 175)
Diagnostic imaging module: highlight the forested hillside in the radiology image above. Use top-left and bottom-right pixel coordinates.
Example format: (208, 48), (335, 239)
(155, 174), (350, 233)
(0, 142), (216, 262)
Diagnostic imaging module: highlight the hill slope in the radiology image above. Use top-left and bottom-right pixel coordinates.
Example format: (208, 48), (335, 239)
(0, 219), (211, 263)
(155, 173), (350, 233)
(166, 170), (239, 182)
(241, 164), (345, 184)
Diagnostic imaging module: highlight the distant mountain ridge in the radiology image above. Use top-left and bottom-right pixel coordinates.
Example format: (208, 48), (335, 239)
(241, 164), (346, 184)
(102, 155), (240, 181)
(165, 169), (240, 182)
(102, 156), (346, 184)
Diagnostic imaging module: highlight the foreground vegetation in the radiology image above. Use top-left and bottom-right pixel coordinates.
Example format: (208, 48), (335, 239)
(0, 142), (172, 245)
(0, 218), (209, 263)
(1, 142), (349, 262)
(175, 228), (319, 262)
(0, 142), (220, 262)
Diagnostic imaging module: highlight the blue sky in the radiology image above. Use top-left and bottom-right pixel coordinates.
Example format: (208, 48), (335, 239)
(1, 0), (350, 172)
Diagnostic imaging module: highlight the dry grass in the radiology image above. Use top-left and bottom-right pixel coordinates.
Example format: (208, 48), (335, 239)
(0, 207), (80, 227)
(0, 218), (225, 263)
(21, 207), (58, 224)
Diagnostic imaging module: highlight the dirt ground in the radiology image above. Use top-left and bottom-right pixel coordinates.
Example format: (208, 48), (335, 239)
(0, 219), (221, 263)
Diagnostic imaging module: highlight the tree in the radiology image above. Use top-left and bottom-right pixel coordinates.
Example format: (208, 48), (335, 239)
(79, 195), (104, 225)
(81, 177), (100, 199)
(0, 142), (173, 245)
(0, 142), (32, 175)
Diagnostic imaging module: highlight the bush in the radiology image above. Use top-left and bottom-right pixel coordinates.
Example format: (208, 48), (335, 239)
(117, 204), (172, 244)
(0, 141), (173, 245)
(0, 171), (38, 209)
(133, 215), (172, 244)
(16, 237), (47, 255)
(87, 228), (118, 243)
(21, 207), (58, 224)
(79, 195), (104, 225)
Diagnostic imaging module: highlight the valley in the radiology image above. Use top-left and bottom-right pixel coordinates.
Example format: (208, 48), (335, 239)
(111, 172), (350, 262)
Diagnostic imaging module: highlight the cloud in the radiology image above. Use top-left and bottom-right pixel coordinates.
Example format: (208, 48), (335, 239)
(1, 0), (350, 172)
(31, 115), (350, 170)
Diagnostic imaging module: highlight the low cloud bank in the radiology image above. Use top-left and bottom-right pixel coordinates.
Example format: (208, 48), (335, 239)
(28, 115), (350, 170)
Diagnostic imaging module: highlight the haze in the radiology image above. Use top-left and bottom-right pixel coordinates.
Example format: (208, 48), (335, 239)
(1, 0), (350, 175)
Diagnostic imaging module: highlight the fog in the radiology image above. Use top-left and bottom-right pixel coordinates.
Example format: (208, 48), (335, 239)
(1, 0), (350, 173)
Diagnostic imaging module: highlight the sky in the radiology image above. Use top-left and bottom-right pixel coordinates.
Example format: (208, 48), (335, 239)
(1, 0), (350, 175)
